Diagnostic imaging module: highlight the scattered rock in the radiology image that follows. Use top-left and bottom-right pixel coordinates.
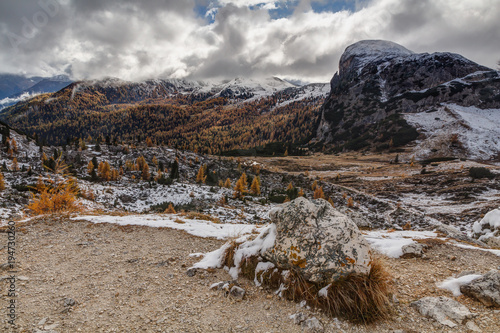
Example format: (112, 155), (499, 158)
(301, 317), (324, 332)
(458, 270), (478, 278)
(118, 194), (135, 203)
(229, 286), (245, 300)
(63, 297), (76, 307)
(401, 243), (427, 258)
(263, 197), (372, 283)
(460, 270), (500, 307)
(437, 224), (486, 246)
(410, 296), (475, 328)
(290, 312), (307, 325)
(186, 268), (197, 277)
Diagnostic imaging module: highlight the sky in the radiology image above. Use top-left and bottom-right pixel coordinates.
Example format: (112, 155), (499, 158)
(0, 0), (499, 83)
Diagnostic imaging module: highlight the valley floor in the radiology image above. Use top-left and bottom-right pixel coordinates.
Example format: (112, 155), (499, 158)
(1, 216), (499, 333)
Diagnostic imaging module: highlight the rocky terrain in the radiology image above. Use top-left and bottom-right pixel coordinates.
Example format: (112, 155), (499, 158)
(0, 40), (499, 332)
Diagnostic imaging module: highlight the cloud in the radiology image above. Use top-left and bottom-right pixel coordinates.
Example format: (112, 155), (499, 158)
(0, 0), (498, 82)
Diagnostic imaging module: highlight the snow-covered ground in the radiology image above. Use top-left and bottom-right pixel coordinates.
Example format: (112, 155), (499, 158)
(363, 230), (439, 258)
(404, 104), (500, 161)
(71, 214), (265, 240)
(364, 229), (500, 258)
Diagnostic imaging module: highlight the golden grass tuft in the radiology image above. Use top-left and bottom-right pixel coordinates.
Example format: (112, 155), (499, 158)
(221, 246), (392, 323)
(181, 212), (220, 223)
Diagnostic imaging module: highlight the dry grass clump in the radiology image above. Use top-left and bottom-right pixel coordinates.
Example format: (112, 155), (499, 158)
(26, 158), (80, 215)
(181, 212), (221, 223)
(221, 246), (392, 323)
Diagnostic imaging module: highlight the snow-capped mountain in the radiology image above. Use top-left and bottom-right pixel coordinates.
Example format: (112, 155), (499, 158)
(316, 39), (500, 159)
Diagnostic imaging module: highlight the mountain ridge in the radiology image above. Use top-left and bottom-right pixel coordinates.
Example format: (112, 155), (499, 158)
(316, 39), (500, 159)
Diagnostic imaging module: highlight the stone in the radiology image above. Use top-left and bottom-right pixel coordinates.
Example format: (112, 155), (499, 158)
(301, 317), (324, 332)
(118, 194), (135, 203)
(460, 270), (500, 307)
(401, 243), (427, 258)
(229, 286), (245, 300)
(186, 268), (197, 277)
(63, 298), (76, 307)
(436, 224), (486, 246)
(290, 312), (307, 325)
(263, 197), (372, 283)
(410, 296), (475, 328)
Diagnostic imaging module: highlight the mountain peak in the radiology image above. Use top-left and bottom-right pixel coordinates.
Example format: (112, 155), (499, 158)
(339, 40), (414, 74)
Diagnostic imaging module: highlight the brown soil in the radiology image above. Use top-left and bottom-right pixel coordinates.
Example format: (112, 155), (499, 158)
(1, 216), (499, 332)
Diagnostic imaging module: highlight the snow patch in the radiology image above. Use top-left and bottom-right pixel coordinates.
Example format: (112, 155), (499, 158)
(437, 274), (482, 296)
(71, 214), (261, 240)
(364, 230), (438, 258)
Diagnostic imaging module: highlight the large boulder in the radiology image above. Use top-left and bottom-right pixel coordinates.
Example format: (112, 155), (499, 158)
(460, 270), (500, 307)
(472, 209), (500, 247)
(262, 197), (372, 283)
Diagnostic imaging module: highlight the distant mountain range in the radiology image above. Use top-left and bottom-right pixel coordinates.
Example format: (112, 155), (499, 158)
(0, 74), (72, 110)
(0, 75), (329, 153)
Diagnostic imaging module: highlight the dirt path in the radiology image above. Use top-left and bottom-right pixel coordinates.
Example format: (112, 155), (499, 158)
(1, 216), (499, 332)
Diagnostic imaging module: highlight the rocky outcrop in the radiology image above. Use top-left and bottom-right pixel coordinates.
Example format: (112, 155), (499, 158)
(316, 39), (500, 154)
(262, 197), (372, 283)
(410, 296), (476, 328)
(460, 270), (500, 307)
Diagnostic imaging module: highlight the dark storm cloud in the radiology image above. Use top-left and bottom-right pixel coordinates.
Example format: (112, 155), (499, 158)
(0, 0), (498, 82)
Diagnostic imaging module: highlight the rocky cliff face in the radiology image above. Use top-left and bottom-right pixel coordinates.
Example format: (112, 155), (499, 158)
(316, 40), (500, 153)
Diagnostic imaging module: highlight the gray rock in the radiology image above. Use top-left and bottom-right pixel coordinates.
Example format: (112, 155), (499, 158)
(119, 194), (135, 203)
(301, 317), (324, 332)
(300, 317), (323, 332)
(460, 270), (500, 307)
(63, 298), (76, 307)
(436, 224), (486, 246)
(263, 197), (372, 283)
(186, 268), (197, 277)
(229, 286), (245, 300)
(410, 296), (475, 328)
(401, 243), (427, 258)
(290, 312), (307, 325)
(338, 207), (372, 229)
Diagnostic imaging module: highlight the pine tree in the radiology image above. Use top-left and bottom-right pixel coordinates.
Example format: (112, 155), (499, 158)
(311, 180), (318, 191)
(196, 165), (206, 184)
(0, 171), (5, 191)
(141, 163), (150, 181)
(233, 173), (248, 199)
(11, 158), (18, 172)
(328, 197), (335, 207)
(11, 138), (17, 154)
(87, 161), (94, 175)
(313, 186), (325, 199)
(250, 176), (261, 195)
(98, 161), (111, 181)
(146, 137), (153, 147)
(224, 178), (231, 188)
(298, 188), (304, 197)
(165, 203), (176, 214)
(170, 159), (179, 179)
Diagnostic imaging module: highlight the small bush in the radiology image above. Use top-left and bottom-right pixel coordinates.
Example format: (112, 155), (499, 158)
(469, 167), (495, 179)
(26, 158), (79, 215)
